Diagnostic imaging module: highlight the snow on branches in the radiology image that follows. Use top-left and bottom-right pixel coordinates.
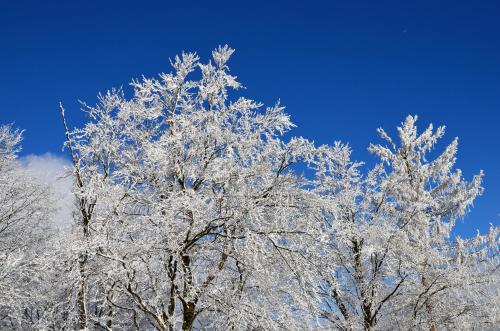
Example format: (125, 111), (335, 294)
(0, 47), (498, 331)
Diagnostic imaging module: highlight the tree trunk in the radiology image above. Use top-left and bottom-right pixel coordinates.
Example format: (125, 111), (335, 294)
(77, 255), (87, 330)
(182, 302), (196, 331)
(421, 266), (436, 331)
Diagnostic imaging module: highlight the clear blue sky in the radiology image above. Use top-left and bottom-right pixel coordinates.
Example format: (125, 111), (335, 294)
(1, 1), (499, 237)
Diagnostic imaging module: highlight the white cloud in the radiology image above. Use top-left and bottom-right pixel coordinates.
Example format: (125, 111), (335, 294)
(19, 153), (73, 229)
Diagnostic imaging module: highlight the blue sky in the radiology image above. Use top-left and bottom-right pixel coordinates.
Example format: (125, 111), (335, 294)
(1, 1), (499, 236)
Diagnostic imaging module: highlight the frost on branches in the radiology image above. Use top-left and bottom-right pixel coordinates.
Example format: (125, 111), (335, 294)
(58, 46), (317, 330)
(309, 116), (499, 330)
(0, 46), (498, 330)
(0, 125), (54, 329)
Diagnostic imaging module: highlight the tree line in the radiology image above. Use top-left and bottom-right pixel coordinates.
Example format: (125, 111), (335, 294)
(0, 46), (498, 330)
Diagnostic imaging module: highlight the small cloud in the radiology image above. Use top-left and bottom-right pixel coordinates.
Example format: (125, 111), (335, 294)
(19, 153), (73, 228)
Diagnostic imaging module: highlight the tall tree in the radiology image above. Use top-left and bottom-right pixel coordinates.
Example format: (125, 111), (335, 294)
(61, 46), (317, 330)
(309, 116), (499, 330)
(0, 125), (54, 329)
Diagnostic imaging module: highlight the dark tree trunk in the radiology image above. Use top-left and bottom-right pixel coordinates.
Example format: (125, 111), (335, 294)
(182, 302), (196, 331)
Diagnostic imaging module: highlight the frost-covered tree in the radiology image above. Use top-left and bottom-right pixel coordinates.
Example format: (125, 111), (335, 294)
(0, 125), (54, 329)
(309, 116), (500, 330)
(35, 46), (500, 331)
(60, 46), (318, 330)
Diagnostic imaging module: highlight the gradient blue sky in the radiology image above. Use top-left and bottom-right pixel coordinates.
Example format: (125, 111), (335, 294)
(1, 1), (499, 236)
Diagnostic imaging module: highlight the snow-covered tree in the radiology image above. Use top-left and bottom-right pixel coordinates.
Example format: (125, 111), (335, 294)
(60, 46), (318, 330)
(0, 46), (494, 331)
(0, 125), (54, 329)
(309, 116), (500, 330)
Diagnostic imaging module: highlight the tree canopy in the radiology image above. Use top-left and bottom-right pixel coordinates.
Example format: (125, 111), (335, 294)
(0, 46), (498, 331)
